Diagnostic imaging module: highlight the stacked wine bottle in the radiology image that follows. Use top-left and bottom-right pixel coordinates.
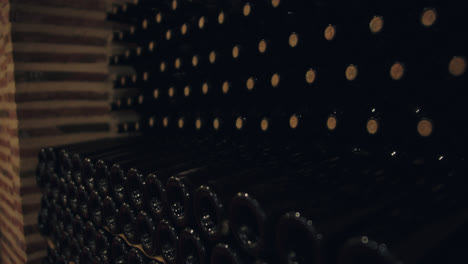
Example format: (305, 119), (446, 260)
(107, 0), (467, 151)
(37, 128), (468, 264)
(39, 0), (468, 263)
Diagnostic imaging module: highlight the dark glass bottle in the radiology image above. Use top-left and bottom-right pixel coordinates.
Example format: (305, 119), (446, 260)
(72, 215), (84, 247)
(38, 195), (50, 236)
(274, 212), (322, 264)
(102, 196), (120, 234)
(136, 211), (159, 256)
(132, 0), (163, 8)
(55, 255), (67, 264)
(96, 229), (111, 264)
(36, 149), (47, 189)
(139, 145), (226, 226)
(94, 160), (111, 198)
(107, 4), (136, 23)
(337, 208), (468, 264)
(126, 168), (146, 212)
(177, 228), (208, 264)
(210, 243), (245, 264)
(77, 185), (89, 220)
(109, 164), (127, 205)
(335, 154), (468, 264)
(144, 173), (167, 222)
(88, 190), (103, 227)
(278, 149), (464, 264)
(83, 221), (97, 254)
(119, 202), (139, 244)
(50, 203), (64, 245)
(70, 153), (83, 185)
(80, 247), (101, 264)
(57, 150), (73, 181)
(227, 146), (383, 258)
(164, 160), (242, 227)
(61, 236), (75, 261)
(45, 147), (57, 175)
(45, 172), (59, 204)
(66, 182), (78, 214)
(156, 219), (179, 264)
(127, 248), (147, 264)
(47, 244), (59, 263)
(63, 208), (74, 235)
(111, 236), (129, 264)
(57, 177), (68, 208)
(192, 163), (282, 243)
(69, 238), (81, 263)
(83, 158), (96, 193)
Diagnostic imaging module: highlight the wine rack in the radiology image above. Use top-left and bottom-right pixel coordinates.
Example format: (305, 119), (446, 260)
(38, 0), (467, 263)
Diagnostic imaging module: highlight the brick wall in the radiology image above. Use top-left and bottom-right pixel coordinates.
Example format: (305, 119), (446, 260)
(0, 1), (25, 263)
(0, 0), (117, 263)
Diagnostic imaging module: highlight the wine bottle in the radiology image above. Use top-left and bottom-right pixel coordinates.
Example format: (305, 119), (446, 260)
(76, 185), (90, 220)
(119, 202), (139, 244)
(44, 147), (57, 175)
(83, 221), (97, 254)
(210, 243), (248, 264)
(140, 148), (227, 226)
(322, 104), (368, 153)
(58, 236), (72, 260)
(95, 229), (111, 264)
(88, 190), (103, 227)
(72, 214), (84, 247)
(63, 208), (74, 235)
(136, 211), (159, 256)
(164, 159), (244, 227)
(57, 177), (68, 208)
(46, 245), (60, 263)
(111, 236), (129, 264)
(177, 228), (208, 264)
(360, 101), (406, 151)
(61, 236), (80, 262)
(107, 4), (136, 23)
(337, 205), (468, 264)
(54, 255), (67, 264)
(156, 219), (179, 264)
(275, 149), (461, 264)
(79, 247), (101, 264)
(113, 75), (130, 89)
(192, 165), (280, 242)
(126, 168), (146, 212)
(38, 197), (50, 236)
(194, 9), (228, 47)
(36, 148), (47, 189)
(44, 171), (59, 204)
(144, 173), (168, 222)
(127, 248), (147, 264)
(69, 237), (81, 263)
(132, 0), (164, 8)
(120, 2), (155, 19)
(102, 196), (119, 234)
(193, 140), (336, 243)
(49, 203), (64, 244)
(82, 158), (96, 193)
(69, 153), (84, 185)
(109, 164), (127, 205)
(228, 145), (397, 258)
(66, 182), (78, 214)
(94, 160), (111, 198)
(420, 207), (468, 263)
